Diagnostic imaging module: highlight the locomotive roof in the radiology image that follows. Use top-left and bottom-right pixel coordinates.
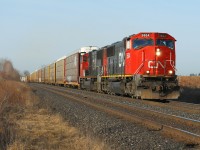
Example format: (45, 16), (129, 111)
(134, 32), (176, 40)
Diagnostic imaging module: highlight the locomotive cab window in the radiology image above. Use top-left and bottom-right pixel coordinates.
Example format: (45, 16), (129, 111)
(156, 39), (174, 50)
(133, 39), (153, 50)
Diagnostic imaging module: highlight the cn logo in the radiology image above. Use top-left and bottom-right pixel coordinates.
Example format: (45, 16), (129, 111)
(148, 61), (158, 68)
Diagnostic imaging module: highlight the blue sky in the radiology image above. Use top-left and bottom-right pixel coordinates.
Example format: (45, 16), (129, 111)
(0, 0), (199, 75)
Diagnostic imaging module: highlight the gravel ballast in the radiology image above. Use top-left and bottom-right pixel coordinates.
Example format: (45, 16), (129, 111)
(31, 84), (196, 150)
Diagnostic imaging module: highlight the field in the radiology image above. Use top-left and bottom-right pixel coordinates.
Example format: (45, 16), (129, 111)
(178, 76), (200, 104)
(0, 80), (107, 150)
(179, 76), (200, 88)
(0, 76), (199, 149)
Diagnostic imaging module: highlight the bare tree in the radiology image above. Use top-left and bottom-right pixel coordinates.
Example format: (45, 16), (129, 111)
(23, 70), (30, 76)
(0, 59), (5, 71)
(0, 59), (20, 81)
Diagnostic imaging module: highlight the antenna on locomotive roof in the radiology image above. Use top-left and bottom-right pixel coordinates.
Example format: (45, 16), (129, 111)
(123, 37), (130, 41)
(126, 34), (134, 40)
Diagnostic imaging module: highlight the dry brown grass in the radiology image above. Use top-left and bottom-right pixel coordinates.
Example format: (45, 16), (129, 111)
(0, 80), (34, 110)
(0, 80), (37, 149)
(179, 76), (200, 88)
(177, 76), (200, 103)
(0, 80), (108, 150)
(7, 108), (107, 150)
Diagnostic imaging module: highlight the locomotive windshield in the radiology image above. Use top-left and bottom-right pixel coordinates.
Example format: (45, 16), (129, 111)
(133, 39), (153, 49)
(156, 39), (174, 49)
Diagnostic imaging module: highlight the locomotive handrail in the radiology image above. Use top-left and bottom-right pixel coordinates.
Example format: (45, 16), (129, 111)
(134, 63), (144, 75)
(134, 51), (145, 74)
(169, 52), (177, 71)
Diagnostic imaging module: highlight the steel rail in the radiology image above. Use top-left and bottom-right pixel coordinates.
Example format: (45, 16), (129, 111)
(37, 84), (200, 126)
(32, 84), (200, 144)
(34, 83), (200, 114)
(34, 84), (200, 130)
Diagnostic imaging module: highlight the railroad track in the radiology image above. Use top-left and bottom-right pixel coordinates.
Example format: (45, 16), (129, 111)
(105, 94), (200, 114)
(56, 85), (200, 114)
(31, 83), (200, 114)
(35, 84), (200, 133)
(168, 101), (200, 110)
(31, 83), (200, 145)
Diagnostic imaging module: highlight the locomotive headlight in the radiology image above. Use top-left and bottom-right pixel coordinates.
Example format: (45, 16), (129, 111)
(156, 48), (161, 56)
(169, 70), (173, 74)
(146, 70), (150, 74)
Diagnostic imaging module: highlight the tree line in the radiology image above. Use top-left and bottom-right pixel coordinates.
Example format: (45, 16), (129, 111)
(190, 73), (200, 76)
(0, 59), (20, 81)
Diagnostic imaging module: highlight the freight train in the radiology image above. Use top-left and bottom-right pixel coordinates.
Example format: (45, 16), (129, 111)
(27, 32), (180, 100)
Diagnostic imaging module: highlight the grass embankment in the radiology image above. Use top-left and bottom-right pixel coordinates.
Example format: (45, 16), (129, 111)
(178, 76), (200, 103)
(0, 80), (107, 150)
(179, 76), (200, 89)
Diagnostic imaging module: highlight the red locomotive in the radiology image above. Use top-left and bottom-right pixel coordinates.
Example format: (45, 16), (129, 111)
(80, 32), (180, 99)
(28, 32), (180, 100)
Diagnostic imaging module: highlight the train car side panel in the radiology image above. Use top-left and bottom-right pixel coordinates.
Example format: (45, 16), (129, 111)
(44, 65), (49, 83)
(41, 67), (45, 83)
(38, 69), (42, 83)
(56, 57), (66, 85)
(49, 63), (56, 84)
(65, 53), (80, 86)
